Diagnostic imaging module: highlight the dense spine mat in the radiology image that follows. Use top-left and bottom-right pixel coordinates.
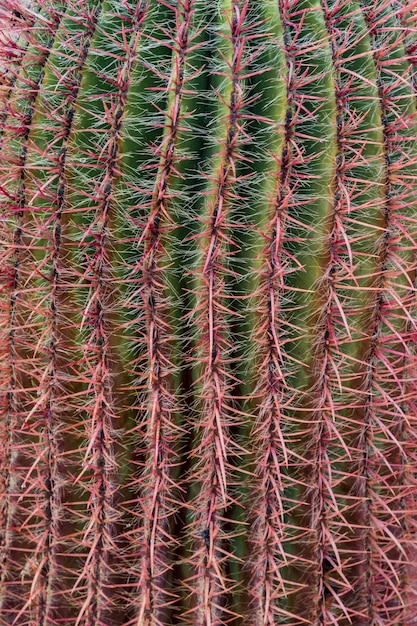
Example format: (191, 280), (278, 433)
(1, 1), (417, 624)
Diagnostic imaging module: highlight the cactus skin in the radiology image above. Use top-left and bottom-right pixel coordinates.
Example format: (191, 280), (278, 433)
(1, 0), (417, 624)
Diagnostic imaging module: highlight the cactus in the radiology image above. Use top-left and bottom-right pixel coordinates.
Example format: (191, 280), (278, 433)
(1, 0), (417, 624)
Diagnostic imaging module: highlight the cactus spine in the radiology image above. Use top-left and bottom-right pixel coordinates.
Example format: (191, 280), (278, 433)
(1, 1), (417, 624)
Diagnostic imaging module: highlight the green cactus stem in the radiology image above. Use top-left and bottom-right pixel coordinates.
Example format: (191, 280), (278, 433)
(1, 1), (417, 624)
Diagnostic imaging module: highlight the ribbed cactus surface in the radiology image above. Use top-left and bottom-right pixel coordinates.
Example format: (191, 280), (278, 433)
(1, 1), (417, 624)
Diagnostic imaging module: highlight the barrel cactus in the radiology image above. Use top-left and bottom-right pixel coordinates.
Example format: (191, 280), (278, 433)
(0, 0), (416, 624)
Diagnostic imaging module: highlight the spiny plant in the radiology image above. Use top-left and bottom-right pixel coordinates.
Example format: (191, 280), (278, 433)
(1, 0), (417, 624)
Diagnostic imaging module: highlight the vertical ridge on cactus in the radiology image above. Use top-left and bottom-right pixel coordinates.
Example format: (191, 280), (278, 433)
(1, 1), (417, 624)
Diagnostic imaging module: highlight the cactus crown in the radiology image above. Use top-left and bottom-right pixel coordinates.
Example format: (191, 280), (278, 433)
(1, 0), (417, 624)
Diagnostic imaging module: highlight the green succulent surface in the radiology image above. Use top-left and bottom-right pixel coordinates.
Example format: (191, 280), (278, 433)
(0, 1), (417, 624)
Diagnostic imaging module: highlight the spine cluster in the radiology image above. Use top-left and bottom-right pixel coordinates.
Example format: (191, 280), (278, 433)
(0, 1), (416, 624)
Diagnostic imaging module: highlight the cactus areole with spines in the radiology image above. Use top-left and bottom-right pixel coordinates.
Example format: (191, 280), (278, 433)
(1, 0), (417, 624)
